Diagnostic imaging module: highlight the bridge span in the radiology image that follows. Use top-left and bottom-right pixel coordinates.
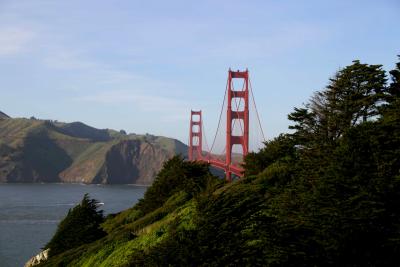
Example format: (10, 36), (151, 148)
(188, 69), (264, 181)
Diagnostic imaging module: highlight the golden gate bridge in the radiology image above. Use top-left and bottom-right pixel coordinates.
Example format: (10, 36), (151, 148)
(188, 69), (265, 181)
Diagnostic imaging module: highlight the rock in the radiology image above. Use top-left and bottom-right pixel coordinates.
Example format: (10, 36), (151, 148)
(24, 248), (49, 267)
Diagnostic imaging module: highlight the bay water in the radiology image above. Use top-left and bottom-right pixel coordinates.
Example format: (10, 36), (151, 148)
(0, 183), (147, 267)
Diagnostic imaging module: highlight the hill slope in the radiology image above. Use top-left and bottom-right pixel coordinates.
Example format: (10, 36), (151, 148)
(35, 58), (400, 266)
(0, 111), (10, 119)
(0, 117), (187, 184)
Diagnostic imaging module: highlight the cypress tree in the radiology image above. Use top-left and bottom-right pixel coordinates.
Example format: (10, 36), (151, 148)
(45, 193), (106, 256)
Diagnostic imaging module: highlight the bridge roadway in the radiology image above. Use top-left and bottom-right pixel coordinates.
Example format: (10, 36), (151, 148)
(196, 156), (244, 177)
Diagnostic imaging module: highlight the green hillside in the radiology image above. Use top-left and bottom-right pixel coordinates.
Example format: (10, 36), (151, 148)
(0, 117), (187, 184)
(36, 59), (400, 266)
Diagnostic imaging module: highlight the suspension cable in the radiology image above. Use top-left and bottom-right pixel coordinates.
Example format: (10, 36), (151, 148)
(249, 77), (266, 142)
(202, 120), (210, 159)
(208, 75), (229, 158)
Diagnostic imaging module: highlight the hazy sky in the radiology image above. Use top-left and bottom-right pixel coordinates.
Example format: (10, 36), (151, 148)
(0, 0), (399, 144)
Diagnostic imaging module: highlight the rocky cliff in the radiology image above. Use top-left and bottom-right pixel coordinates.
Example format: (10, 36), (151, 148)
(0, 116), (187, 184)
(25, 249), (49, 267)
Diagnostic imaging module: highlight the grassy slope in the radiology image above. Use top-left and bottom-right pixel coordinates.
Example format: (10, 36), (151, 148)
(39, 175), (261, 266)
(40, 191), (196, 266)
(39, 157), (214, 266)
(0, 118), (44, 147)
(37, 114), (400, 265)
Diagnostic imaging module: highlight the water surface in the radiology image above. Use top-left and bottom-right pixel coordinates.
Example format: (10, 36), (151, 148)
(0, 183), (146, 267)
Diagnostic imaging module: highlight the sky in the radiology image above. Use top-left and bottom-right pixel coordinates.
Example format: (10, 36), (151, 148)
(0, 0), (399, 145)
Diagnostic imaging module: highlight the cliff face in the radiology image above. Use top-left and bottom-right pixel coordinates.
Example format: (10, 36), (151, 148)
(97, 139), (173, 184)
(25, 249), (49, 267)
(60, 139), (177, 184)
(0, 117), (187, 184)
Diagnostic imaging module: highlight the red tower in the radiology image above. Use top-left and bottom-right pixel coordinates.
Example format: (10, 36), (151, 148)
(188, 69), (252, 181)
(226, 69), (249, 181)
(188, 110), (202, 161)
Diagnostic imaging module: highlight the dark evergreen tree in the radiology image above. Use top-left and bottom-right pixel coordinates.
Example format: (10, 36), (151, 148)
(45, 194), (106, 256)
(135, 155), (215, 215)
(388, 56), (400, 99)
(243, 134), (296, 177)
(288, 60), (387, 146)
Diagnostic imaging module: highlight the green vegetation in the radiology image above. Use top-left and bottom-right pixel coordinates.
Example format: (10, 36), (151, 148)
(39, 158), (214, 267)
(39, 57), (400, 266)
(136, 155), (218, 215)
(45, 194), (106, 256)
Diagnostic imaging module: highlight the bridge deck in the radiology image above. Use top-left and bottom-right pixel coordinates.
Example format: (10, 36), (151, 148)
(196, 157), (244, 177)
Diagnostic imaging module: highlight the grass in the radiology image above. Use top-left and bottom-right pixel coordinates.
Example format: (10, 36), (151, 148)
(0, 118), (44, 147)
(43, 191), (197, 267)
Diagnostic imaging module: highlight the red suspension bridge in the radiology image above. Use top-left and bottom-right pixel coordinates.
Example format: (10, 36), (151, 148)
(188, 69), (265, 181)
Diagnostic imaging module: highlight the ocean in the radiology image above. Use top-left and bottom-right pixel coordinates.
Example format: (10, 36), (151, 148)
(0, 183), (147, 267)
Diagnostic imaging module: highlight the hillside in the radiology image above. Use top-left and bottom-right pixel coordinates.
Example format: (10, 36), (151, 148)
(34, 58), (400, 266)
(0, 117), (187, 184)
(0, 110), (10, 119)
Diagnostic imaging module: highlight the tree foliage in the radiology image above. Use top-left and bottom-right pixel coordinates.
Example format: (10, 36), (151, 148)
(127, 58), (400, 267)
(388, 55), (400, 99)
(236, 58), (400, 266)
(41, 57), (400, 267)
(286, 61), (387, 147)
(135, 155), (216, 215)
(45, 194), (106, 256)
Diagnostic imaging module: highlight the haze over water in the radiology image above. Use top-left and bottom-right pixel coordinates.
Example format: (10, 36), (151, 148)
(0, 183), (146, 267)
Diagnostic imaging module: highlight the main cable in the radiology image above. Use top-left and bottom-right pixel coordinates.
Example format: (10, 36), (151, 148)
(249, 78), (266, 142)
(208, 75), (229, 158)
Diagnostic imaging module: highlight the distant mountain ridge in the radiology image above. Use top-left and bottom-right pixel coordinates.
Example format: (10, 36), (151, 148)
(0, 114), (187, 184)
(0, 111), (10, 119)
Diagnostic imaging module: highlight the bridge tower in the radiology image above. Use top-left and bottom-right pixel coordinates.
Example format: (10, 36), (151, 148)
(226, 69), (249, 181)
(188, 69), (256, 181)
(188, 110), (203, 161)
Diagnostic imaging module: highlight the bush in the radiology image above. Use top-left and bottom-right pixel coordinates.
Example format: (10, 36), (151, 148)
(135, 155), (217, 215)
